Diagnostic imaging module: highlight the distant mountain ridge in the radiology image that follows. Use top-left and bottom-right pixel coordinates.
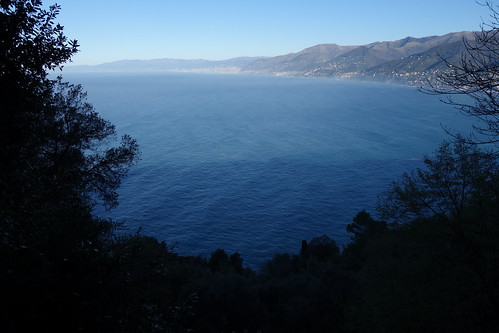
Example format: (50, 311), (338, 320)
(65, 32), (475, 84)
(241, 31), (474, 84)
(65, 57), (266, 74)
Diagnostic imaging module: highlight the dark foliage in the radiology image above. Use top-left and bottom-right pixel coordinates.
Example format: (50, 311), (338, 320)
(0, 1), (144, 331)
(2, 1), (499, 332)
(351, 139), (499, 332)
(423, 1), (499, 145)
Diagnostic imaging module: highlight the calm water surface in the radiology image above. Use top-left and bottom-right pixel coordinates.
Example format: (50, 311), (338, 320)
(65, 72), (471, 269)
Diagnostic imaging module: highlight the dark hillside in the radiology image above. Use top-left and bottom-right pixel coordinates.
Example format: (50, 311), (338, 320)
(242, 31), (475, 83)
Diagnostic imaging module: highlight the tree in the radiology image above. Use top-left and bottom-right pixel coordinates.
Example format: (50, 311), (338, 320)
(208, 249), (230, 273)
(0, 1), (141, 331)
(208, 249), (245, 274)
(376, 139), (499, 321)
(377, 139), (497, 225)
(423, 2), (499, 145)
(0, 0), (139, 246)
(346, 210), (387, 242)
(345, 140), (499, 331)
(0, 0), (78, 86)
(0, 0), (79, 219)
(341, 211), (388, 270)
(306, 235), (339, 262)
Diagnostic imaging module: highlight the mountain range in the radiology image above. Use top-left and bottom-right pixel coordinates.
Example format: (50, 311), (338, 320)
(65, 31), (475, 85)
(66, 57), (263, 74)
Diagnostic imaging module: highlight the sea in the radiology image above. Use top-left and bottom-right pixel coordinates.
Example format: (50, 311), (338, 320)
(63, 72), (472, 269)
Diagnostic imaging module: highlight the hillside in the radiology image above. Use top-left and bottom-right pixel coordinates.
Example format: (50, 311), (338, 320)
(242, 31), (474, 84)
(65, 32), (475, 84)
(64, 57), (266, 73)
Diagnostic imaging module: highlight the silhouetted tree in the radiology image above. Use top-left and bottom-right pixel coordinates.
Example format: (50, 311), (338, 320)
(229, 252), (243, 274)
(0, 1), (140, 331)
(371, 139), (499, 327)
(423, 2), (499, 145)
(342, 210), (387, 267)
(346, 210), (387, 242)
(378, 139), (497, 225)
(208, 249), (229, 273)
(307, 235), (339, 262)
(0, 0), (139, 231)
(0, 0), (78, 85)
(208, 249), (246, 274)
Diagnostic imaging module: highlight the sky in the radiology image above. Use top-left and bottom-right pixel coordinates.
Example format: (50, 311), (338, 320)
(51, 0), (494, 66)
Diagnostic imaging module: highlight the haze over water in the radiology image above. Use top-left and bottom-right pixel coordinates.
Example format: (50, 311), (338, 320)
(67, 72), (471, 269)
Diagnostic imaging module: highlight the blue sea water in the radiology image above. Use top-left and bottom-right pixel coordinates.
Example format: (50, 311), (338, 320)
(65, 72), (472, 269)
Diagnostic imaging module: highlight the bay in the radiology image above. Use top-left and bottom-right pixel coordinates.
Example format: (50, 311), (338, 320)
(64, 72), (472, 269)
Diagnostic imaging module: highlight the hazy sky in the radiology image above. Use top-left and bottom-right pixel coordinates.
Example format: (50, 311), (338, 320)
(52, 0), (493, 65)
